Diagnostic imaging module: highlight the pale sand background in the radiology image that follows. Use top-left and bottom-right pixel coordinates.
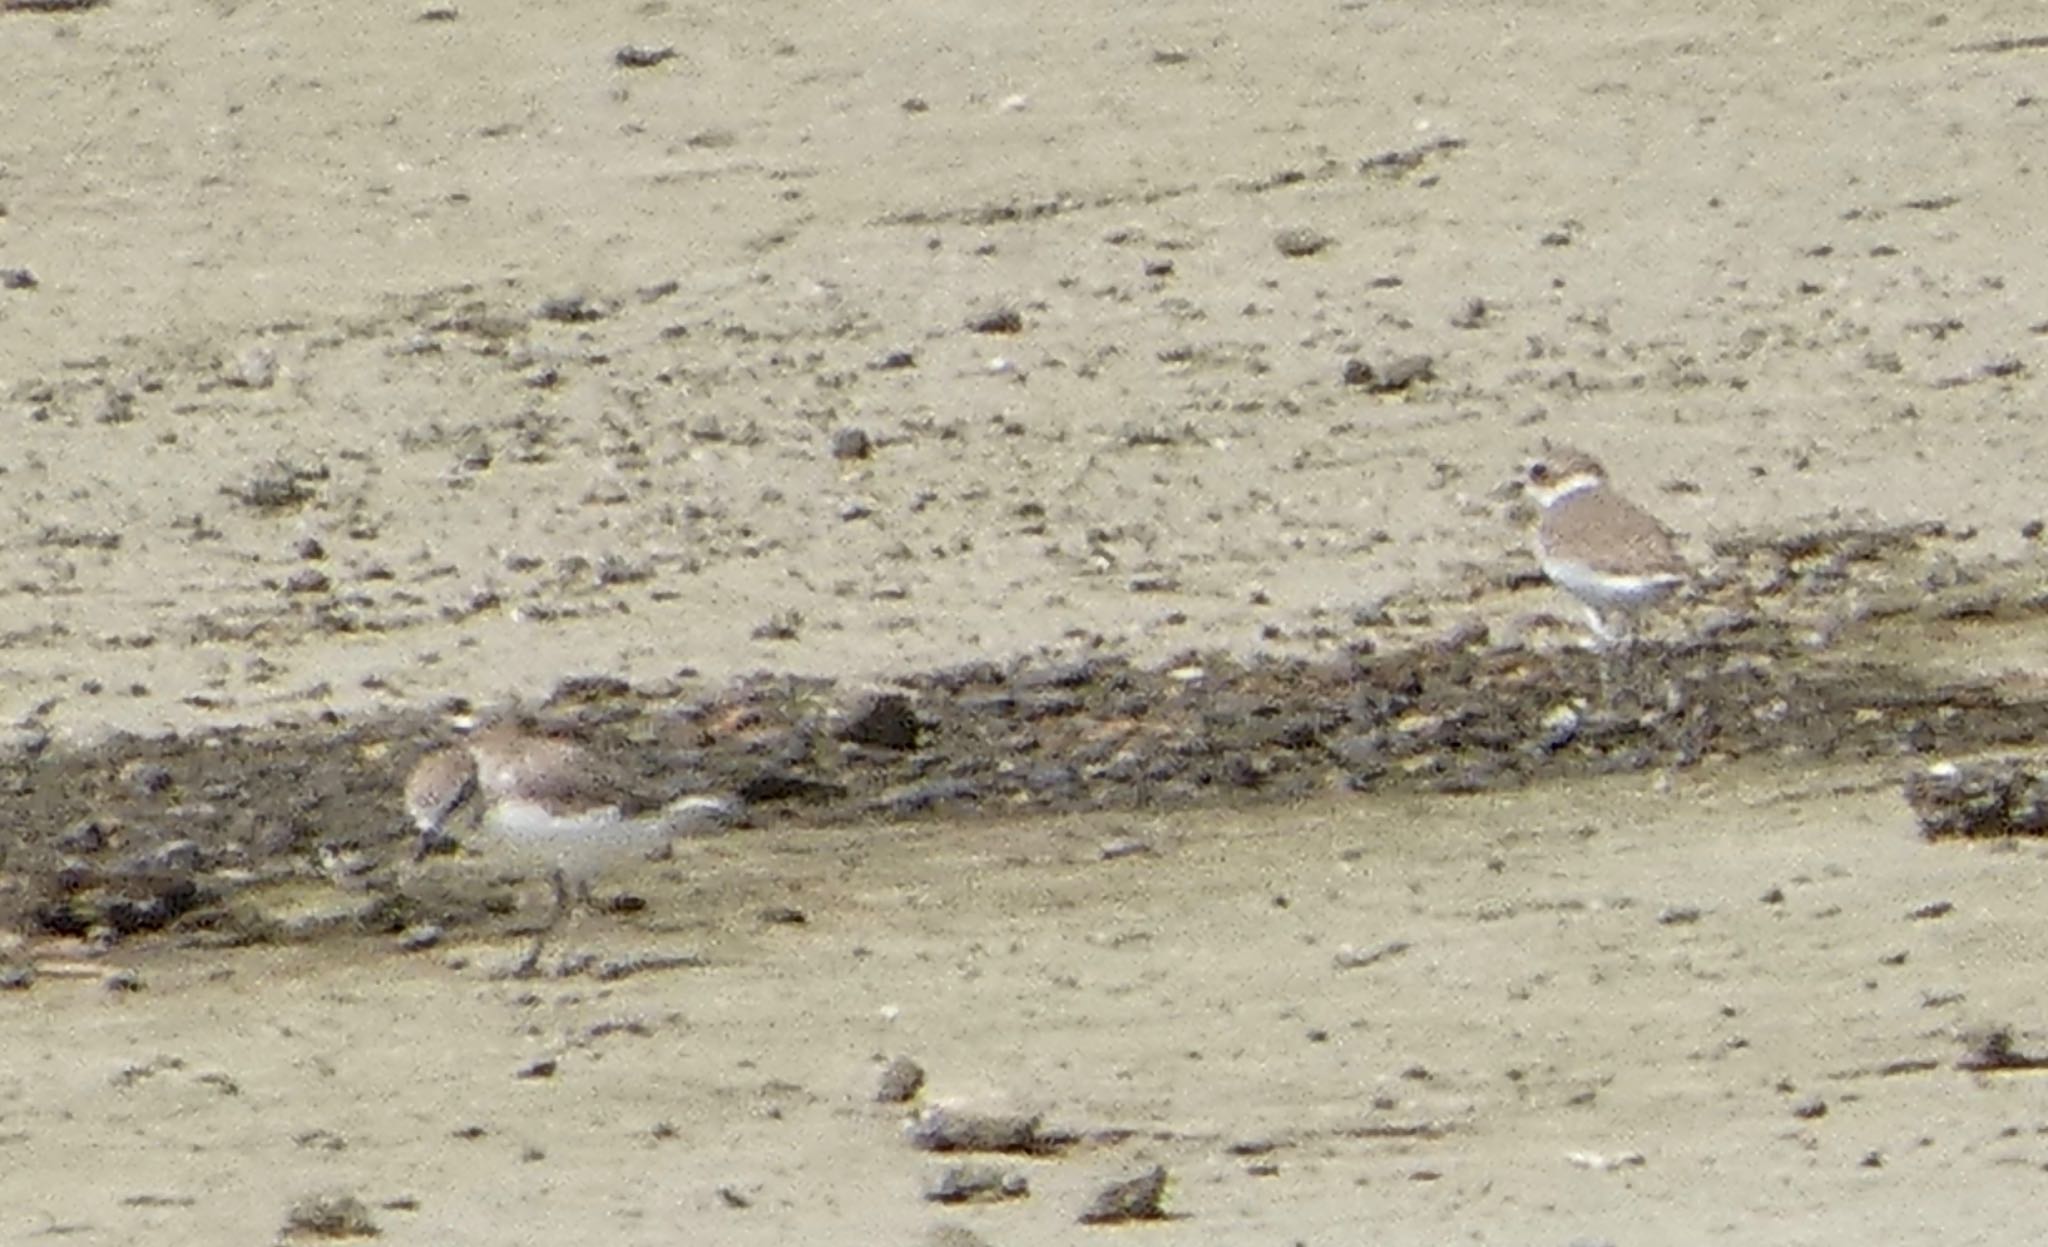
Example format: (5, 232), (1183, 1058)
(3, 0), (2048, 1241)
(2, 0), (2044, 742)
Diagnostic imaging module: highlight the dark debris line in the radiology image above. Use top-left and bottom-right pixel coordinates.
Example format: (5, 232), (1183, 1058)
(8, 611), (2046, 944)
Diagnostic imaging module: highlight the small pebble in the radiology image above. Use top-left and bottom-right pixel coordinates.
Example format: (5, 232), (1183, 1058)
(229, 345), (277, 389)
(967, 308), (1023, 335)
(1077, 1165), (1168, 1224)
(830, 427), (873, 460)
(837, 692), (921, 750)
(614, 44), (677, 68)
(906, 1105), (1059, 1154)
(119, 760), (174, 797)
(875, 1055), (926, 1104)
(1273, 227), (1333, 257)
(280, 1191), (378, 1240)
(924, 1163), (1029, 1204)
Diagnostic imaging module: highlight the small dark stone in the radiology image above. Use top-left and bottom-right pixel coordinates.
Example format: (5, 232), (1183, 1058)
(876, 1056), (926, 1104)
(102, 879), (204, 934)
(534, 293), (605, 322)
(966, 307), (1024, 335)
(613, 44), (677, 68)
(1273, 227), (1332, 257)
(1369, 354), (1435, 392)
(907, 1106), (1068, 1154)
(55, 818), (106, 854)
(924, 1163), (1029, 1204)
(1077, 1165), (1169, 1224)
(830, 427), (873, 460)
(119, 761), (175, 798)
(837, 692), (921, 750)
(1450, 297), (1489, 328)
(1, 268), (37, 290)
(285, 568), (332, 594)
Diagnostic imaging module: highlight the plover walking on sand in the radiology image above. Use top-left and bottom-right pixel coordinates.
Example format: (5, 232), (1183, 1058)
(404, 721), (738, 973)
(1523, 446), (1688, 647)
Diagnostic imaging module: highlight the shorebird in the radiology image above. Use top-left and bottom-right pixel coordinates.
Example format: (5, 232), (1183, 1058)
(1523, 446), (1688, 647)
(404, 720), (738, 973)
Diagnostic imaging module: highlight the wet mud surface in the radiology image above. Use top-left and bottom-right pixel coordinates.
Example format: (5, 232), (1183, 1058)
(11, 518), (2048, 949)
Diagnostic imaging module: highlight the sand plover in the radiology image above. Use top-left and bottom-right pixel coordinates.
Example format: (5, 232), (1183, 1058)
(1523, 447), (1687, 646)
(404, 721), (738, 972)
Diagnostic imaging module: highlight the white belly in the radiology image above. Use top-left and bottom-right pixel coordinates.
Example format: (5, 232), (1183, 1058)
(1542, 556), (1683, 614)
(479, 800), (673, 888)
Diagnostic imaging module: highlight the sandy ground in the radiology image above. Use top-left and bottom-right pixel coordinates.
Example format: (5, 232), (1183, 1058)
(5, 0), (2048, 1241)
(11, 770), (2048, 1244)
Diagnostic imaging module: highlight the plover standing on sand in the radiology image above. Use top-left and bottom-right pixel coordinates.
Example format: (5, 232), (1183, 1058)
(1523, 447), (1688, 647)
(404, 721), (738, 974)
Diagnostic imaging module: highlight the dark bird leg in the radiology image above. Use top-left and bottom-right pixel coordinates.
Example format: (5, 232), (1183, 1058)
(509, 867), (572, 979)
